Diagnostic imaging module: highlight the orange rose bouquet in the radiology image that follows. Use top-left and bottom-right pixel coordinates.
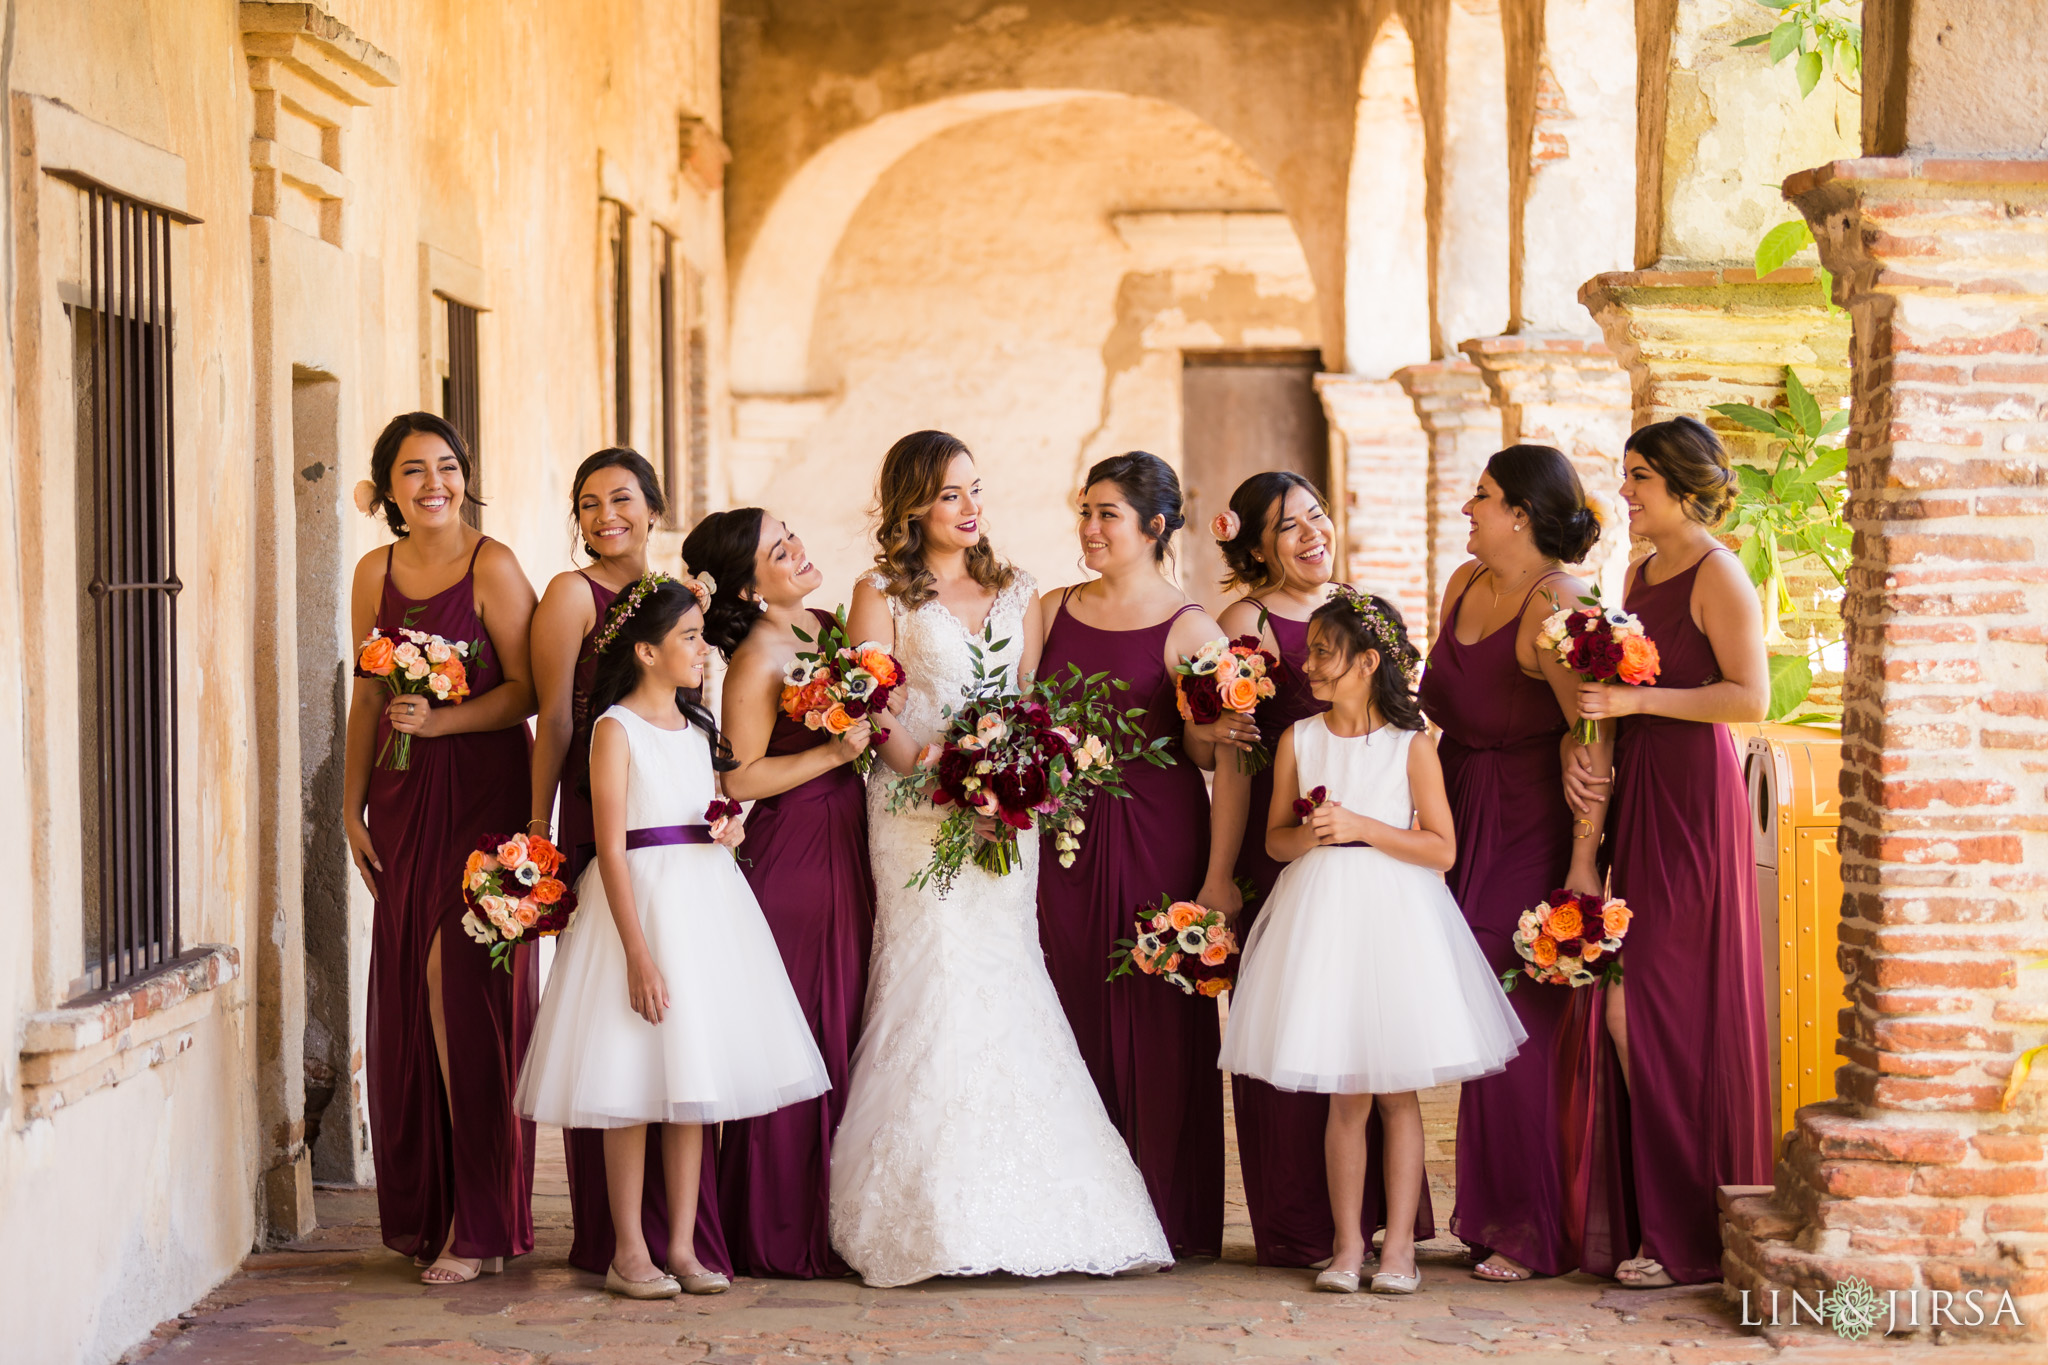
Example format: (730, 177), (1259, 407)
(1174, 636), (1279, 774)
(782, 609), (901, 776)
(1109, 891), (1245, 997)
(459, 831), (577, 973)
(1536, 588), (1660, 743)
(1503, 888), (1631, 989)
(354, 626), (477, 770)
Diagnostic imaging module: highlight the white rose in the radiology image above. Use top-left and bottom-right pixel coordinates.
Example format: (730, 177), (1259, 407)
(425, 639), (453, 664)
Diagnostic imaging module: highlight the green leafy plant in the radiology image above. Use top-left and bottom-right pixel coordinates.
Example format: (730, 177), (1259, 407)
(1737, 3), (1862, 303)
(1709, 367), (1850, 722)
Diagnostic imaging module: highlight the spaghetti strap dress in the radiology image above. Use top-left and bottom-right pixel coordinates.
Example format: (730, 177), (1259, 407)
(1567, 550), (1771, 1283)
(1234, 611), (1436, 1266)
(554, 571), (732, 1279)
(362, 538), (537, 1263)
(1417, 572), (1576, 1276)
(719, 608), (878, 1278)
(1036, 592), (1224, 1259)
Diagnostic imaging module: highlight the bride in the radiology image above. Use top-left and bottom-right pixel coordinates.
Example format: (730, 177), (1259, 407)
(827, 430), (1173, 1286)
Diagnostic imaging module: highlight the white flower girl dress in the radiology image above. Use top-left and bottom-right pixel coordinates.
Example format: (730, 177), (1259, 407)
(517, 706), (829, 1127)
(1219, 714), (1525, 1094)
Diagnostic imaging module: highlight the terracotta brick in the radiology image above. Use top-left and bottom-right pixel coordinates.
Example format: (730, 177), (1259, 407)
(1983, 692), (2048, 720)
(1877, 778), (2015, 809)
(1885, 533), (2036, 563)
(1801, 1110), (1967, 1164)
(1974, 1133), (2048, 1163)
(1848, 1231), (1985, 1257)
(1873, 1019), (2015, 1054)
(1915, 1165), (2048, 1198)
(1986, 1202), (2048, 1233)
(1892, 325), (2039, 356)
(1870, 836), (2024, 867)
(1812, 1198), (1965, 1234)
(1972, 362), (2048, 384)
(1814, 1160), (1915, 1198)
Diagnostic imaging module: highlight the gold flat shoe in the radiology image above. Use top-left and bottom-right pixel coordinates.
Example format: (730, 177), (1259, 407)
(1314, 1268), (1361, 1293)
(605, 1265), (682, 1299)
(1370, 1270), (1421, 1294)
(672, 1268), (730, 1295)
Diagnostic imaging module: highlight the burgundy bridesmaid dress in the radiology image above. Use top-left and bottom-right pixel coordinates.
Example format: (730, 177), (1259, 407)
(363, 539), (537, 1263)
(1233, 612), (1434, 1266)
(553, 569), (732, 1279)
(1037, 593), (1224, 1259)
(1417, 574), (1575, 1276)
(719, 607), (877, 1277)
(1572, 550), (1771, 1283)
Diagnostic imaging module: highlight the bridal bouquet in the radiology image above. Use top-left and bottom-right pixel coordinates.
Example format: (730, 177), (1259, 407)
(1502, 888), (1632, 990)
(783, 610), (902, 775)
(1174, 636), (1279, 774)
(886, 623), (1170, 896)
(355, 626), (476, 769)
(460, 832), (576, 973)
(1536, 588), (1660, 743)
(1109, 893), (1242, 997)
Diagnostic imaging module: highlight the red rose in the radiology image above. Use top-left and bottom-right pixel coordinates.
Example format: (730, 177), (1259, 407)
(1180, 676), (1223, 725)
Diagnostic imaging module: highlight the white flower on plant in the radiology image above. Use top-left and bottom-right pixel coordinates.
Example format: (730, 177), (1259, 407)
(392, 642), (424, 669)
(844, 670), (877, 700)
(1067, 816), (1085, 834)
(461, 911), (492, 944)
(1164, 971), (1194, 993)
(1189, 638), (1229, 676)
(975, 759), (993, 775)
(425, 639), (453, 665)
(1517, 909), (1543, 936)
(399, 629), (429, 645)
(785, 659), (817, 687)
(427, 673), (453, 698)
(1059, 852), (1076, 868)
(1055, 832), (1078, 852)
(514, 861), (541, 887)
(1176, 925), (1208, 955)
(1535, 609), (1571, 653)
(404, 659), (430, 681)
(1137, 932), (1164, 956)
(962, 776), (981, 792)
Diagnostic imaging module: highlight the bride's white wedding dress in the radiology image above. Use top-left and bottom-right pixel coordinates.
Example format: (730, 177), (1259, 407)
(827, 570), (1172, 1287)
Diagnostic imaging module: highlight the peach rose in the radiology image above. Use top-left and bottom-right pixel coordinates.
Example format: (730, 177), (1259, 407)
(1530, 936), (1559, 968)
(1219, 674), (1261, 713)
(822, 703), (856, 735)
(1546, 902), (1585, 941)
(464, 849), (487, 883)
(359, 635), (396, 676)
(1167, 901), (1204, 931)
(496, 834), (530, 868)
(432, 656), (469, 701)
(531, 877), (565, 905)
(798, 679), (832, 717)
(1199, 942), (1230, 967)
(1617, 634), (1661, 686)
(1161, 952), (1183, 973)
(1601, 901), (1632, 935)
(1581, 941), (1604, 963)
(514, 902), (541, 928)
(1198, 976), (1230, 998)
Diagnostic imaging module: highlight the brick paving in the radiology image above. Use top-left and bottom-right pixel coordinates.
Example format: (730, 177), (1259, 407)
(125, 1094), (2023, 1364)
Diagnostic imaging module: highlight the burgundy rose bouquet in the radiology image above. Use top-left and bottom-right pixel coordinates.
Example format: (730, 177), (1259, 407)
(1173, 636), (1279, 773)
(1537, 588), (1660, 743)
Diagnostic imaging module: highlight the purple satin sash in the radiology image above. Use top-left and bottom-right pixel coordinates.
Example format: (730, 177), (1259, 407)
(625, 824), (716, 850)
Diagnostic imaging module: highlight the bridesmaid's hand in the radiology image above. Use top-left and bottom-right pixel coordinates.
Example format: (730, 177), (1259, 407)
(345, 817), (382, 899)
(1190, 713), (1259, 754)
(627, 950), (670, 1025)
(1575, 681), (1638, 723)
(1562, 745), (1611, 815)
(829, 720), (874, 766)
(386, 693), (446, 738)
(1564, 864), (1605, 898)
(1195, 873), (1243, 923)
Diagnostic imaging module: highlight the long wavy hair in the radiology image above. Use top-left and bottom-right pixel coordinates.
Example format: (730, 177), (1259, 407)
(870, 430), (1015, 609)
(680, 507), (769, 661)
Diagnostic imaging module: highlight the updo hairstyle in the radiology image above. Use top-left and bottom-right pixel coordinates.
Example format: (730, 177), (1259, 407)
(1217, 471), (1327, 592)
(680, 507), (770, 661)
(1486, 444), (1600, 564)
(569, 448), (667, 560)
(1082, 451), (1186, 563)
(1625, 416), (1738, 529)
(365, 412), (485, 535)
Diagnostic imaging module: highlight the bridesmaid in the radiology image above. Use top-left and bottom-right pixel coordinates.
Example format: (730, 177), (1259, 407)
(1205, 472), (1435, 1266)
(1571, 416), (1771, 1286)
(1416, 445), (1603, 1283)
(526, 449), (730, 1282)
(684, 509), (877, 1278)
(342, 412), (538, 1284)
(1035, 451), (1248, 1259)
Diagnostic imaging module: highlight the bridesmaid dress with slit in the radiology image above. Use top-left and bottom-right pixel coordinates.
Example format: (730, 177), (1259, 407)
(1036, 593), (1224, 1259)
(1571, 550), (1771, 1283)
(719, 608), (877, 1277)
(1233, 612), (1435, 1266)
(363, 539), (537, 1263)
(1417, 574), (1575, 1276)
(553, 569), (732, 1279)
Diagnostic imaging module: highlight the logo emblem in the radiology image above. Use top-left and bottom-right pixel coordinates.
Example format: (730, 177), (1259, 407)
(1825, 1276), (1884, 1340)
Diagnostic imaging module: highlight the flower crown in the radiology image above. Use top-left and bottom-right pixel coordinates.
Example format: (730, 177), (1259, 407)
(1331, 584), (1417, 681)
(592, 571), (673, 655)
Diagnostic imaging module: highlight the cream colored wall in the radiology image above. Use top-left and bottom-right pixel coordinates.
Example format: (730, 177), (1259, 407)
(739, 97), (1311, 604)
(0, 3), (727, 1361)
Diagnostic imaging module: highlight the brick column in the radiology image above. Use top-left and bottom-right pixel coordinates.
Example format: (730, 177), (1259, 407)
(1392, 360), (1501, 629)
(1458, 335), (1632, 593)
(1717, 156), (2048, 1338)
(1314, 373), (1430, 636)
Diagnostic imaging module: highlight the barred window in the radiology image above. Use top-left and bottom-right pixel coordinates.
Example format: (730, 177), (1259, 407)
(441, 296), (481, 526)
(655, 227), (680, 527)
(606, 200), (631, 445)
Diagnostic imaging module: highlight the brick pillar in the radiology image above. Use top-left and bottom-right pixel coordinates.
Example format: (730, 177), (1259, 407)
(1314, 373), (1430, 636)
(1579, 268), (1854, 702)
(1392, 360), (1502, 630)
(1457, 335), (1632, 594)
(1716, 156), (2048, 1338)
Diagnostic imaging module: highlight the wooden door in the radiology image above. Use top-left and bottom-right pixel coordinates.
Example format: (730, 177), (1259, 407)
(1179, 350), (1329, 617)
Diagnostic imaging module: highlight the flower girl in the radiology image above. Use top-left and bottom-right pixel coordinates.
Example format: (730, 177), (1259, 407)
(1219, 588), (1523, 1295)
(517, 572), (830, 1299)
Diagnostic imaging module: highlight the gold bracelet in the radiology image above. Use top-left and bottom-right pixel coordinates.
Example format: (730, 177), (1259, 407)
(524, 818), (551, 834)
(1573, 818), (1598, 841)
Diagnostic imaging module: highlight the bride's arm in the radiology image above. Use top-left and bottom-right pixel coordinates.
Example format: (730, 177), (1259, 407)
(1017, 589), (1045, 682)
(848, 575), (922, 776)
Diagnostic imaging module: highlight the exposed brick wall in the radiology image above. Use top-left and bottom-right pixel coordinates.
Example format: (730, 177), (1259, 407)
(1393, 360), (1502, 629)
(1719, 157), (2048, 1338)
(1315, 373), (1431, 639)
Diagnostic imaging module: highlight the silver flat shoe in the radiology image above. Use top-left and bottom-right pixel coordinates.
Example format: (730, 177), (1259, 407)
(1370, 1269), (1421, 1295)
(606, 1265), (682, 1299)
(673, 1269), (730, 1295)
(1314, 1268), (1361, 1293)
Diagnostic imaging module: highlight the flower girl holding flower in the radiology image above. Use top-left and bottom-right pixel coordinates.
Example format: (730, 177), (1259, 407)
(1219, 589), (1523, 1296)
(516, 573), (829, 1299)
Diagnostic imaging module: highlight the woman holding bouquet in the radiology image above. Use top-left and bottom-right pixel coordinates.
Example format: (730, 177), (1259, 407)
(1416, 445), (1602, 1283)
(1206, 472), (1435, 1267)
(1035, 451), (1249, 1259)
(683, 508), (877, 1279)
(343, 412), (539, 1284)
(1569, 416), (1771, 1286)
(525, 448), (730, 1285)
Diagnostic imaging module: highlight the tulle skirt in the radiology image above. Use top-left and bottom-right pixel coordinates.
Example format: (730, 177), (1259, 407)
(1219, 845), (1526, 1095)
(517, 844), (830, 1127)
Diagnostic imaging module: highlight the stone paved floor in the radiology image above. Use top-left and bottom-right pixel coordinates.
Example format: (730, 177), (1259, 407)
(126, 1096), (2024, 1365)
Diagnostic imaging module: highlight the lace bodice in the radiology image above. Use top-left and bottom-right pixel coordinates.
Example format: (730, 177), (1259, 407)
(865, 570), (1037, 754)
